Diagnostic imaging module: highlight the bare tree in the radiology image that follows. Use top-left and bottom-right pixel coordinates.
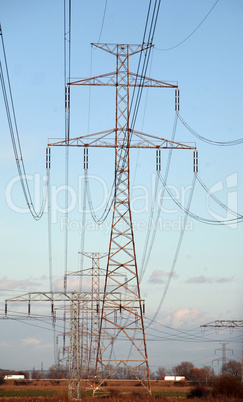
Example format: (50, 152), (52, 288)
(156, 367), (166, 379)
(48, 365), (68, 379)
(172, 361), (194, 380)
(221, 360), (241, 378)
(201, 366), (215, 385)
(32, 370), (44, 379)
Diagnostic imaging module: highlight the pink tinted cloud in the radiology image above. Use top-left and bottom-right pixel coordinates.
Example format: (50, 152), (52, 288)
(164, 307), (207, 328)
(186, 275), (234, 284)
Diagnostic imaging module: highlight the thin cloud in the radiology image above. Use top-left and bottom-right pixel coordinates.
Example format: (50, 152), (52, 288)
(186, 275), (234, 284)
(216, 277), (234, 283)
(52, 276), (96, 292)
(148, 269), (178, 284)
(22, 337), (40, 345)
(0, 276), (43, 291)
(164, 308), (207, 328)
(148, 270), (165, 284)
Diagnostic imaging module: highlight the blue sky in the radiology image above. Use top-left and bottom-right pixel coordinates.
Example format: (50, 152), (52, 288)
(0, 0), (242, 374)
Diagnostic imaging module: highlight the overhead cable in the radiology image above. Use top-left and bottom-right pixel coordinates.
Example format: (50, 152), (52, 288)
(196, 174), (242, 218)
(147, 173), (196, 327)
(178, 113), (243, 146)
(155, 0), (220, 51)
(130, 0), (161, 132)
(117, 0), (162, 181)
(0, 25), (47, 220)
(139, 113), (179, 281)
(86, 45), (114, 225)
(86, 174), (115, 225)
(97, 0), (108, 43)
(158, 173), (243, 226)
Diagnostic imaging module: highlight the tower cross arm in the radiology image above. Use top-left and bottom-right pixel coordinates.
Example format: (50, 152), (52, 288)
(129, 72), (178, 88)
(48, 129), (196, 150)
(68, 72), (178, 89)
(201, 320), (243, 328)
(91, 42), (154, 56)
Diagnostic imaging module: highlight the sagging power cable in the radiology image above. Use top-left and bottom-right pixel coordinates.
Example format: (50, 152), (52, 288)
(0, 25), (48, 220)
(155, 0), (220, 51)
(158, 173), (243, 226)
(196, 174), (242, 218)
(86, 174), (115, 225)
(97, 0), (108, 43)
(178, 113), (243, 146)
(139, 113), (179, 281)
(147, 173), (196, 327)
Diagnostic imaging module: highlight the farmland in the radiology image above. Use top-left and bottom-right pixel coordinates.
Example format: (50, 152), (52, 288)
(0, 379), (242, 401)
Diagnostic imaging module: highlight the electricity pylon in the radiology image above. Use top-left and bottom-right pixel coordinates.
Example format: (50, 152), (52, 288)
(59, 251), (123, 380)
(69, 293), (81, 399)
(5, 291), (95, 399)
(68, 252), (109, 377)
(213, 343), (233, 371)
(201, 320), (243, 382)
(49, 43), (196, 395)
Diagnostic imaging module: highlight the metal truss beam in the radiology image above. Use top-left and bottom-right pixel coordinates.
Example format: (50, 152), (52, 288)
(48, 128), (196, 150)
(68, 71), (178, 88)
(201, 320), (243, 328)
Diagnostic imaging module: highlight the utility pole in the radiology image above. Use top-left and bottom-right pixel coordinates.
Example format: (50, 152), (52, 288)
(49, 43), (196, 395)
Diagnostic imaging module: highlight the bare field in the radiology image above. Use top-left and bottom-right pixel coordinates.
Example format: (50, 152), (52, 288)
(0, 379), (240, 401)
(0, 378), (190, 393)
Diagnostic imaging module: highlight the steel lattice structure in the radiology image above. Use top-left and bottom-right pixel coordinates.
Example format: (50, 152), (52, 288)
(48, 43), (196, 395)
(69, 293), (81, 399)
(68, 252), (108, 378)
(201, 320), (243, 328)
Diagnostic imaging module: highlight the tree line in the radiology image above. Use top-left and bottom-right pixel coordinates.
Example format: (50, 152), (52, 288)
(1, 359), (241, 384)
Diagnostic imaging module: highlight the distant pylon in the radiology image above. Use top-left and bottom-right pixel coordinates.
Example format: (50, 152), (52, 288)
(68, 293), (81, 399)
(68, 252), (108, 377)
(213, 343), (233, 371)
(201, 320), (242, 379)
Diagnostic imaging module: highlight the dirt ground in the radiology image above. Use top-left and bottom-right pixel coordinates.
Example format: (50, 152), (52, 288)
(0, 378), (191, 393)
(0, 379), (239, 401)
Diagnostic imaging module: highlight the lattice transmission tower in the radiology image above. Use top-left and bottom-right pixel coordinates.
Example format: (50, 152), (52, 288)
(49, 43), (196, 395)
(67, 252), (108, 378)
(201, 320), (243, 383)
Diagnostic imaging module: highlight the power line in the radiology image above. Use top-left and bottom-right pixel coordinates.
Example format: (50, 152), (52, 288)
(130, 0), (162, 132)
(97, 0), (108, 43)
(0, 25), (48, 221)
(158, 173), (243, 226)
(147, 174), (196, 326)
(139, 112), (179, 282)
(178, 113), (243, 146)
(196, 174), (242, 218)
(155, 0), (220, 51)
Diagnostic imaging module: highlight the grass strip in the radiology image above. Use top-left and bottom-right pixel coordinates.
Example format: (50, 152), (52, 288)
(0, 390), (57, 397)
(153, 391), (188, 397)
